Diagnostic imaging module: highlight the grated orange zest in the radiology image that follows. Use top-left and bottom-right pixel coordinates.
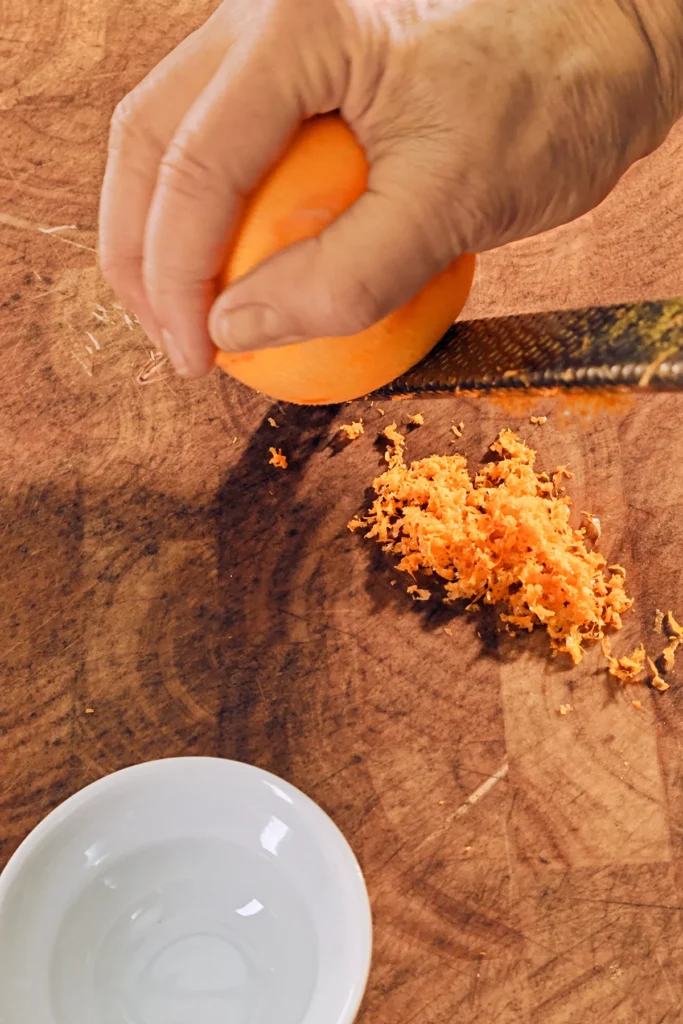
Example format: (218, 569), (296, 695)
(667, 611), (683, 639)
(648, 656), (670, 691)
(662, 638), (680, 672)
(602, 640), (647, 682)
(581, 511), (602, 543)
(268, 447), (288, 469)
(339, 420), (364, 440)
(353, 429), (634, 667)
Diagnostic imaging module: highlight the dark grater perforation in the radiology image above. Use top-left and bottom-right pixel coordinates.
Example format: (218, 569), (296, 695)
(375, 296), (683, 398)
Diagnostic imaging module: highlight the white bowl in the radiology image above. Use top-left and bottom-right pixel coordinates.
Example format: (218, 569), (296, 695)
(0, 757), (372, 1024)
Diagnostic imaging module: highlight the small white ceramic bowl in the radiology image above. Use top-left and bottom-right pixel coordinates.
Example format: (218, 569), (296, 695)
(0, 757), (372, 1024)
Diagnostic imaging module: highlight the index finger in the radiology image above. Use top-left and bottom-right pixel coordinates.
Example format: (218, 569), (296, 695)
(141, 39), (301, 376)
(99, 27), (228, 351)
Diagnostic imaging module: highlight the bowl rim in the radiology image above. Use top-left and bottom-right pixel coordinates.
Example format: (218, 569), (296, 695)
(0, 756), (373, 1024)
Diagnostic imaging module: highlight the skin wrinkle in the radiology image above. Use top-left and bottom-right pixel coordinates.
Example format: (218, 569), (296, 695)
(347, 1), (660, 254)
(629, 0), (683, 118)
(99, 0), (683, 375)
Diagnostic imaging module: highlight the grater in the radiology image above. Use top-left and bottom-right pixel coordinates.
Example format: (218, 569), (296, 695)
(377, 296), (683, 398)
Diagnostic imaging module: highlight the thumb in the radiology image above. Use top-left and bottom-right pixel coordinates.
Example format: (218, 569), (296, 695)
(208, 161), (456, 353)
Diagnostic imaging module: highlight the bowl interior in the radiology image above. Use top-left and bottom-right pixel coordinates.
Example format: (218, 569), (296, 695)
(0, 758), (371, 1024)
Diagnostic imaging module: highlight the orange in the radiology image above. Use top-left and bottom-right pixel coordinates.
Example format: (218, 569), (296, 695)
(215, 114), (475, 405)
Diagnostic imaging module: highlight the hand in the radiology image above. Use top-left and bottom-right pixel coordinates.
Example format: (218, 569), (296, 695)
(99, 0), (683, 378)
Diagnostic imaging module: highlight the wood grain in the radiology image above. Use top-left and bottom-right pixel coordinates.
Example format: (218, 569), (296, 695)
(1, 3), (683, 1021)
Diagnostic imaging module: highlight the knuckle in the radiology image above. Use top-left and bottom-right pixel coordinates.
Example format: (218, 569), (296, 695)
(108, 90), (164, 162)
(98, 253), (119, 289)
(98, 251), (138, 299)
(108, 94), (141, 150)
(157, 139), (218, 200)
(141, 255), (209, 306)
(98, 244), (122, 284)
(332, 274), (384, 334)
(141, 258), (186, 293)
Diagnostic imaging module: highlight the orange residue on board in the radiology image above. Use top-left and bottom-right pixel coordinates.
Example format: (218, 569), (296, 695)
(486, 389), (637, 423)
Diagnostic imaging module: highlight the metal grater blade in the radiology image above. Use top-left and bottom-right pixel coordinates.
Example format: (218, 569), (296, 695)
(376, 296), (683, 398)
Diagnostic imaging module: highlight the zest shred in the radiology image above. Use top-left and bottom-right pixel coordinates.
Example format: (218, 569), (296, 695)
(268, 447), (288, 469)
(339, 421), (364, 440)
(351, 425), (676, 684)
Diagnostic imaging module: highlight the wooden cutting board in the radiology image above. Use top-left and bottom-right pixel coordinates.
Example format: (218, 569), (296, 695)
(1, 2), (683, 1021)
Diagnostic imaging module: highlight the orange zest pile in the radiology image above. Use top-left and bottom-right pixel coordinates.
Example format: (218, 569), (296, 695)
(351, 425), (649, 672)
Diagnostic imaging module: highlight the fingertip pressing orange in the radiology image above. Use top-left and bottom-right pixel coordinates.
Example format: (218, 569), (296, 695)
(215, 114), (475, 405)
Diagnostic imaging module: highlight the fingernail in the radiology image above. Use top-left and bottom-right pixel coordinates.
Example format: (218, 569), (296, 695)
(211, 304), (299, 353)
(160, 328), (191, 377)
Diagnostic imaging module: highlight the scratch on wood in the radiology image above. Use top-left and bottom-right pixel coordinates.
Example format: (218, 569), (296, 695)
(0, 210), (95, 251)
(39, 224), (78, 234)
(414, 763), (510, 854)
(452, 762), (509, 819)
(137, 352), (169, 385)
(572, 897), (683, 911)
(653, 949), (677, 1009)
(71, 350), (93, 377)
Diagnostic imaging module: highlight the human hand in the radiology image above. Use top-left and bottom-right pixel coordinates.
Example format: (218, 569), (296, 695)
(99, 0), (683, 378)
